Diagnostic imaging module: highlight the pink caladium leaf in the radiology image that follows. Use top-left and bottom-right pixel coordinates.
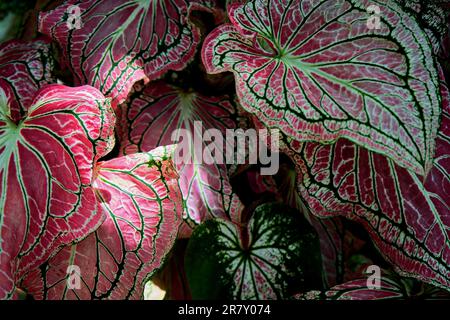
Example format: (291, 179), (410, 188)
(19, 146), (183, 300)
(297, 274), (450, 300)
(119, 80), (243, 237)
(304, 277), (406, 300)
(279, 76), (450, 291)
(202, 0), (442, 176)
(0, 83), (115, 300)
(0, 38), (54, 122)
(38, 0), (216, 109)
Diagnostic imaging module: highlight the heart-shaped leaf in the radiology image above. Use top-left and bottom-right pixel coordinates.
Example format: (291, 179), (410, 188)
(234, 161), (351, 288)
(38, 0), (215, 108)
(0, 83), (115, 299)
(19, 146), (183, 299)
(119, 80), (243, 237)
(202, 0), (442, 175)
(185, 202), (324, 299)
(280, 76), (450, 291)
(246, 155), (358, 288)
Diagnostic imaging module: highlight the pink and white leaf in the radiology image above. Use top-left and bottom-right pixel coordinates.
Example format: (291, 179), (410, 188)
(324, 276), (405, 300)
(282, 77), (450, 291)
(119, 81), (242, 236)
(19, 146), (183, 299)
(38, 0), (215, 109)
(202, 0), (442, 175)
(0, 38), (54, 122)
(0, 84), (115, 299)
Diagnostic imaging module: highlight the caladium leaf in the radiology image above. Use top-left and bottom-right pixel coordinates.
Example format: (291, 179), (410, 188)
(119, 80), (242, 237)
(308, 216), (348, 288)
(19, 146), (183, 300)
(297, 274), (450, 300)
(0, 38), (54, 122)
(15, 0), (65, 41)
(0, 83), (115, 300)
(235, 159), (350, 288)
(280, 77), (450, 291)
(185, 202), (324, 299)
(395, 0), (449, 55)
(438, 14), (450, 82)
(202, 0), (442, 175)
(306, 277), (406, 300)
(254, 152), (353, 288)
(38, 0), (216, 109)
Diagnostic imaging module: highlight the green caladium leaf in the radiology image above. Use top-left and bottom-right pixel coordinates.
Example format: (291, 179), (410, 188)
(185, 202), (324, 299)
